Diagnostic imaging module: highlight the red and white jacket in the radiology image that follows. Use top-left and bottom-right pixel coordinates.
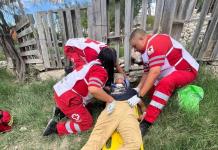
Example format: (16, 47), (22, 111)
(64, 38), (107, 64)
(53, 60), (108, 103)
(142, 34), (199, 84)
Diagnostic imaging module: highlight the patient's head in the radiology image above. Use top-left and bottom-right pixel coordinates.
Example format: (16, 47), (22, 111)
(114, 73), (125, 84)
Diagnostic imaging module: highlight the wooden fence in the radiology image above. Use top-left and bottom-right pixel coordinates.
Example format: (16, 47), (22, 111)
(16, 0), (218, 71)
(15, 15), (44, 68)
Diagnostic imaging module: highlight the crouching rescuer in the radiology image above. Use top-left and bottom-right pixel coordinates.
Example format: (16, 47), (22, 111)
(43, 48), (117, 136)
(127, 29), (199, 136)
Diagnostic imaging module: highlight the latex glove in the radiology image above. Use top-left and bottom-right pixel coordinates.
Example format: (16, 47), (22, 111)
(106, 100), (116, 114)
(133, 87), (140, 93)
(127, 95), (141, 107)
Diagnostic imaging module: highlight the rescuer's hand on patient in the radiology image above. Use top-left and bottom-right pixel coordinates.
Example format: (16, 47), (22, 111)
(133, 87), (140, 93)
(127, 95), (141, 107)
(106, 100), (116, 114)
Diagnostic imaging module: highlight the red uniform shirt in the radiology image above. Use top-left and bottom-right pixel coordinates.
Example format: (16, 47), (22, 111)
(142, 34), (196, 74)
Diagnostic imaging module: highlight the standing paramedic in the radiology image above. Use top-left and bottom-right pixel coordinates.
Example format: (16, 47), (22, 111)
(127, 29), (199, 136)
(43, 48), (117, 136)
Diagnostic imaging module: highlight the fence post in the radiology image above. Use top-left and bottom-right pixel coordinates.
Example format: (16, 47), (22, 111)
(75, 7), (83, 37)
(114, 0), (120, 59)
(153, 0), (164, 33)
(35, 13), (51, 68)
(160, 0), (177, 34)
(197, 1), (218, 59)
(124, 0), (133, 72)
(87, 4), (95, 39)
(190, 0), (213, 55)
(141, 0), (148, 31)
(48, 11), (62, 68)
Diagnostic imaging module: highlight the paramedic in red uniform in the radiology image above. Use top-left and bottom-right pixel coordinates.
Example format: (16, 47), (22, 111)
(43, 48), (117, 136)
(127, 29), (199, 136)
(64, 38), (126, 76)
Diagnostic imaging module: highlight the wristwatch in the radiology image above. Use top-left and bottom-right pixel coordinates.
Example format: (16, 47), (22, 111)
(137, 93), (143, 99)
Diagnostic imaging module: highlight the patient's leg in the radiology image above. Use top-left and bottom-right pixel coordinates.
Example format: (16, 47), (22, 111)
(117, 102), (142, 150)
(81, 104), (121, 150)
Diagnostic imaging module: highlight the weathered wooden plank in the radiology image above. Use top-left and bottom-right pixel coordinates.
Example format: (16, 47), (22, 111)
(58, 10), (69, 66)
(141, 0), (148, 31)
(52, 6), (87, 14)
(101, 0), (108, 42)
(16, 18), (30, 31)
(20, 49), (40, 56)
(203, 22), (218, 60)
(66, 9), (75, 38)
(19, 39), (37, 48)
(41, 13), (56, 67)
(95, 0), (103, 41)
(48, 11), (62, 68)
(35, 13), (51, 68)
(87, 4), (95, 39)
(58, 10), (67, 43)
(25, 59), (43, 64)
(191, 0), (213, 54)
(20, 50), (40, 56)
(171, 23), (184, 40)
(124, 0), (133, 72)
(160, 0), (177, 34)
(211, 40), (218, 60)
(114, 0), (120, 58)
(153, 0), (164, 33)
(17, 26), (33, 38)
(197, 2), (218, 59)
(75, 7), (83, 37)
(172, 0), (197, 40)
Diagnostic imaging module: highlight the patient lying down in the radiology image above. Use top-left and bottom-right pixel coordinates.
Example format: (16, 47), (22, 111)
(81, 74), (144, 150)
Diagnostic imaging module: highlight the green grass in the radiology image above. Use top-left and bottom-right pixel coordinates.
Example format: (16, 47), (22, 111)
(0, 67), (218, 149)
(0, 49), (6, 61)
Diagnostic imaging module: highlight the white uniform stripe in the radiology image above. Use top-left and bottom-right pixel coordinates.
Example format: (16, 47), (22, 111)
(88, 81), (102, 87)
(175, 58), (183, 66)
(149, 55), (165, 62)
(65, 121), (74, 133)
(150, 100), (164, 110)
(154, 91), (169, 101)
(74, 123), (81, 133)
(89, 77), (103, 85)
(149, 60), (165, 66)
(166, 47), (174, 56)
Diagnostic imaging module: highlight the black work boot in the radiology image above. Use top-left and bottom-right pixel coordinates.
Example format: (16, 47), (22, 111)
(140, 120), (152, 137)
(43, 119), (57, 136)
(52, 107), (65, 121)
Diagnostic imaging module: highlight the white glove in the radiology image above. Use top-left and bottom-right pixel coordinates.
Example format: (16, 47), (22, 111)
(133, 87), (140, 93)
(106, 100), (116, 114)
(127, 95), (141, 107)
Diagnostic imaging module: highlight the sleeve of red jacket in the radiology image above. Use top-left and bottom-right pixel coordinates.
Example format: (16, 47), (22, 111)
(87, 66), (108, 88)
